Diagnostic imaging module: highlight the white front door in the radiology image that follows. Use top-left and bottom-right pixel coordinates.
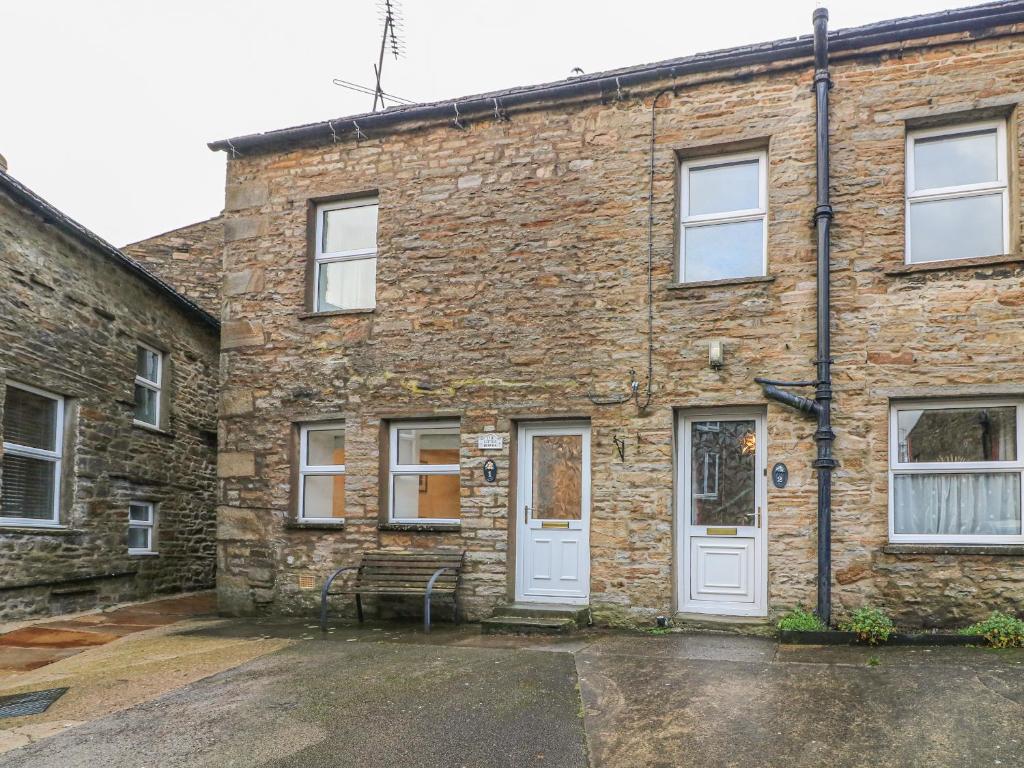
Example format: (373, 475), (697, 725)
(515, 422), (591, 604)
(678, 410), (767, 617)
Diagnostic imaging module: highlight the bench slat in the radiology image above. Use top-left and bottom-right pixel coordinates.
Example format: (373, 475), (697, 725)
(361, 559), (463, 567)
(362, 552), (462, 559)
(339, 589), (455, 595)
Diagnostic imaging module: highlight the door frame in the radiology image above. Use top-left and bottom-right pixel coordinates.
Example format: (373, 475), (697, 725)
(675, 407), (768, 617)
(514, 421), (592, 605)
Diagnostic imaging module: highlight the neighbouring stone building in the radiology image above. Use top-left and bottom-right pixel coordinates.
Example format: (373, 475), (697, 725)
(123, 216), (224, 316)
(210, 2), (1024, 628)
(0, 169), (220, 621)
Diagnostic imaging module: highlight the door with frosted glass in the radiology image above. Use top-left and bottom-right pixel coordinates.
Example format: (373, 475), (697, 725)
(679, 411), (767, 616)
(516, 423), (591, 603)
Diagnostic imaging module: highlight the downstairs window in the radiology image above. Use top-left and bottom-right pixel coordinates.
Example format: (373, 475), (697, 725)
(889, 400), (1024, 544)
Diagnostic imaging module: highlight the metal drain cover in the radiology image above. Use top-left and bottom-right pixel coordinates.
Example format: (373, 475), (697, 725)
(0, 687), (68, 719)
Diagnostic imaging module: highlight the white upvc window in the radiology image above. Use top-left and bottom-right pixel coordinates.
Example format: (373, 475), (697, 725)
(679, 150), (767, 283)
(134, 343), (163, 428)
(905, 120), (1009, 264)
(1, 383), (64, 527)
(388, 420), (460, 524)
(128, 501), (156, 554)
(313, 198), (378, 312)
(298, 422), (346, 523)
(889, 399), (1024, 544)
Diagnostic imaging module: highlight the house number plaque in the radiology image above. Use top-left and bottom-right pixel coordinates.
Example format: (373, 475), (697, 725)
(483, 459), (498, 483)
(772, 463), (788, 489)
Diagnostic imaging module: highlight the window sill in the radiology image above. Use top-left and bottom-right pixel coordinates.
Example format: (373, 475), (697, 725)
(286, 519), (346, 530)
(883, 544), (1024, 556)
(129, 551), (160, 557)
(132, 421), (175, 438)
(884, 252), (1024, 275)
(378, 522), (461, 533)
(298, 308), (376, 320)
(666, 275), (775, 291)
(0, 525), (78, 536)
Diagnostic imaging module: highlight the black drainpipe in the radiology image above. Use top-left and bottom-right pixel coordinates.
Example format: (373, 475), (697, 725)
(755, 7), (836, 625)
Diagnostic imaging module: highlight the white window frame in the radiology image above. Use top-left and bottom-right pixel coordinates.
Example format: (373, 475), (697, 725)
(297, 421), (346, 523)
(905, 119), (1009, 264)
(133, 342), (163, 429)
(313, 197), (378, 312)
(128, 501), (157, 554)
(888, 398), (1024, 544)
(388, 420), (461, 525)
(1, 382), (64, 528)
(679, 150), (768, 283)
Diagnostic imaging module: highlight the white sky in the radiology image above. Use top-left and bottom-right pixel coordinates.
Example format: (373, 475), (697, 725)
(1, 0), (985, 246)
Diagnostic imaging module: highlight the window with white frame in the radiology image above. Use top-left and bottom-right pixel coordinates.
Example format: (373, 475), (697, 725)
(679, 151), (767, 283)
(298, 422), (346, 522)
(134, 344), (163, 428)
(906, 120), (1009, 264)
(1, 383), (64, 527)
(889, 399), (1024, 544)
(388, 421), (460, 524)
(128, 501), (156, 553)
(313, 198), (378, 312)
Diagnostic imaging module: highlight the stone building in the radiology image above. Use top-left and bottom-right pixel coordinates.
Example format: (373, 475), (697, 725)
(0, 169), (220, 621)
(210, 2), (1024, 628)
(123, 216), (224, 316)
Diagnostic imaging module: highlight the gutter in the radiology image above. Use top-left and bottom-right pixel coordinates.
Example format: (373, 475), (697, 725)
(0, 171), (220, 331)
(209, 1), (1024, 154)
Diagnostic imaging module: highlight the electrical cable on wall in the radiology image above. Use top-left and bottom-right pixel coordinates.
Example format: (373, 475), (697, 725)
(586, 87), (673, 413)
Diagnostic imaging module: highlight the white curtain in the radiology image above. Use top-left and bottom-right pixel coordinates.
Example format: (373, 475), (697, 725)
(894, 473), (1021, 536)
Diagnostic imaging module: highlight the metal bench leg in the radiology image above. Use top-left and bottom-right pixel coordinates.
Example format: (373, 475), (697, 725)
(320, 566), (359, 633)
(424, 567), (453, 634)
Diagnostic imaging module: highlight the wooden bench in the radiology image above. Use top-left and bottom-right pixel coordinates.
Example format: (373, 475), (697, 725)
(320, 550), (465, 633)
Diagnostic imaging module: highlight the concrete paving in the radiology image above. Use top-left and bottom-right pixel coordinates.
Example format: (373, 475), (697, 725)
(1, 620), (1022, 767)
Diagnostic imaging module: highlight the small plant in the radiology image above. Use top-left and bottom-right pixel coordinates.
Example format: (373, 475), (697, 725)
(866, 655), (880, 667)
(777, 606), (826, 632)
(842, 607), (894, 645)
(961, 611), (1024, 649)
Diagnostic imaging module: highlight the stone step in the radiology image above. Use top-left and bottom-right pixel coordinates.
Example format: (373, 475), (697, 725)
(479, 615), (579, 635)
(492, 602), (591, 628)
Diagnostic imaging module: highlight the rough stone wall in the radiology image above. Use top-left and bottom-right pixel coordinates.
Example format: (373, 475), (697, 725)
(0, 192), (219, 621)
(217, 25), (1024, 627)
(123, 216), (224, 316)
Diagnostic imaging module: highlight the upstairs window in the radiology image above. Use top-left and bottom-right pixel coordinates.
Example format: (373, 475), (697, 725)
(906, 121), (1009, 264)
(679, 151), (767, 282)
(388, 421), (460, 524)
(134, 344), (163, 428)
(889, 399), (1024, 544)
(1, 383), (64, 527)
(313, 198), (378, 312)
(298, 423), (346, 522)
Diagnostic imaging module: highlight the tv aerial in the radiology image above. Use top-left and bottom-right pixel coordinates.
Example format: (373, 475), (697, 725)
(333, 0), (414, 111)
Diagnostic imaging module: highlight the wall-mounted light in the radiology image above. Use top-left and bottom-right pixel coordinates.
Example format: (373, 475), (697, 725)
(709, 340), (724, 370)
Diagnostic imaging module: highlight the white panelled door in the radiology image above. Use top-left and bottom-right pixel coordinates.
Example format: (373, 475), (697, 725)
(515, 423), (591, 604)
(678, 410), (767, 617)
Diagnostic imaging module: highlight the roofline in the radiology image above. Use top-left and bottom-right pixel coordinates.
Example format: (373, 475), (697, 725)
(0, 170), (220, 331)
(210, 1), (1024, 155)
(122, 213), (222, 250)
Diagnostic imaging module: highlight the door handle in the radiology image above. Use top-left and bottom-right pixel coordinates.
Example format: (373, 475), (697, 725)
(524, 505), (531, 524)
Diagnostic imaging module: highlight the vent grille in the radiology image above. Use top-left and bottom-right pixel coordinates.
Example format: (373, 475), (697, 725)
(0, 688), (69, 719)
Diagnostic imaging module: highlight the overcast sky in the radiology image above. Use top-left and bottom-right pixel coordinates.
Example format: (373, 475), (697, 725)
(2, 0), (985, 246)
